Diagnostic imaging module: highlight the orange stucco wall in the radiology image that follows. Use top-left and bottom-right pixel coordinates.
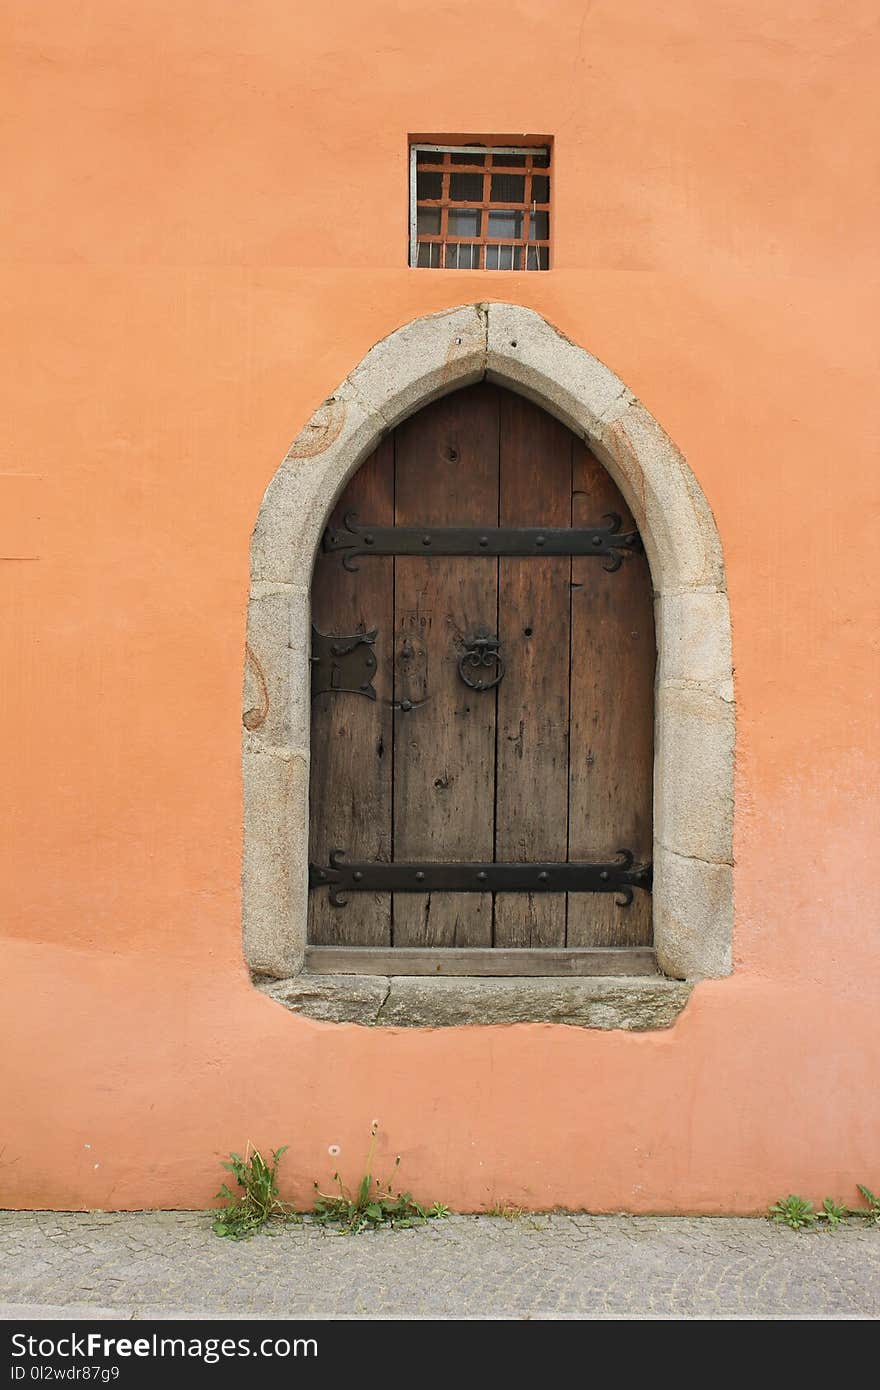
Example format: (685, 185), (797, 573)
(2, 2), (878, 1213)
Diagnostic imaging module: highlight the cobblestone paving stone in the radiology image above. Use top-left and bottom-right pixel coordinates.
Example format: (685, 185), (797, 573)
(0, 1212), (878, 1319)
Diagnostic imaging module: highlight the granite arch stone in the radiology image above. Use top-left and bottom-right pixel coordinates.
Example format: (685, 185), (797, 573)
(243, 303), (734, 1024)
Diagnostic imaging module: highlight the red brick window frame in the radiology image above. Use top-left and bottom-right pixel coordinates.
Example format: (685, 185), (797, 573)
(409, 144), (551, 271)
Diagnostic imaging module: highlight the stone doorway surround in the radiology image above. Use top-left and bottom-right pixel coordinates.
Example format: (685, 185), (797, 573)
(242, 304), (734, 1029)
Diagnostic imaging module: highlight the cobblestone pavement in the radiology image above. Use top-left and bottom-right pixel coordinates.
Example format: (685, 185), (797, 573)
(1, 1212), (878, 1319)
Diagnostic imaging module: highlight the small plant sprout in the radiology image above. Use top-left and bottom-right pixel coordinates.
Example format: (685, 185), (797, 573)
(821, 1198), (848, 1228)
(313, 1123), (449, 1235)
(485, 1203), (526, 1221)
(857, 1185), (880, 1225)
(769, 1195), (816, 1230)
(212, 1144), (297, 1240)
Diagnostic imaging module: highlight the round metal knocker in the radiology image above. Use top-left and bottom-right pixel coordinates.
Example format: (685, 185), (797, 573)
(458, 628), (505, 691)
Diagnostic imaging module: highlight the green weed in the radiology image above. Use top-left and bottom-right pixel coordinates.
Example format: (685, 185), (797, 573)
(820, 1197), (848, 1228)
(313, 1124), (449, 1235)
(856, 1184), (880, 1225)
(769, 1195), (816, 1230)
(769, 1184), (880, 1231)
(212, 1144), (297, 1240)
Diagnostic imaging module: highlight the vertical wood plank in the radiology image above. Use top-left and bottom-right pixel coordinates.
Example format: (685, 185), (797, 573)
(308, 440), (394, 946)
(494, 394), (571, 946)
(392, 385), (499, 946)
(567, 442), (655, 946)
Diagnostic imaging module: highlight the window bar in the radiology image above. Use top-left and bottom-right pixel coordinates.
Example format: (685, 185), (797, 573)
(409, 143), (418, 267)
(440, 154), (451, 270)
(522, 152), (532, 272)
(480, 156), (490, 270)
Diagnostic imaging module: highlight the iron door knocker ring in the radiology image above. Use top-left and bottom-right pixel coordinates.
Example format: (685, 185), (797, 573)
(458, 628), (505, 691)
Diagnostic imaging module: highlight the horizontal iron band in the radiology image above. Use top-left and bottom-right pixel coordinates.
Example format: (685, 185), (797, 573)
(309, 853), (652, 906)
(322, 514), (642, 571)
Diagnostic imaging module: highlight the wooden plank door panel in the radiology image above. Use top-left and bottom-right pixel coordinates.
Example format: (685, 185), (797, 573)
(567, 441), (654, 946)
(392, 385), (500, 947)
(308, 439), (395, 946)
(494, 393), (572, 947)
(308, 386), (655, 957)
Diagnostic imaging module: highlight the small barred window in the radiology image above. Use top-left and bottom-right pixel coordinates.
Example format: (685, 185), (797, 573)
(409, 144), (551, 270)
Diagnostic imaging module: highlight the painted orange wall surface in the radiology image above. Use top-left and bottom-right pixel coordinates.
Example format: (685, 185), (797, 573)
(2, 1), (878, 1213)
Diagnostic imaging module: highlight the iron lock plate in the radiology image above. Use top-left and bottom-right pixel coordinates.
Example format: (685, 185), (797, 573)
(310, 626), (378, 700)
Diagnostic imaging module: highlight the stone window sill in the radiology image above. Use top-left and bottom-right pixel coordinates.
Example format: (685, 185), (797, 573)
(255, 972), (693, 1030)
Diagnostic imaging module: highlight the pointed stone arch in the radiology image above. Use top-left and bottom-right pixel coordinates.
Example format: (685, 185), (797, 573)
(243, 304), (733, 1027)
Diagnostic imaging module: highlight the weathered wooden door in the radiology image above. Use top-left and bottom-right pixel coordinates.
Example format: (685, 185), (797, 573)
(308, 384), (655, 974)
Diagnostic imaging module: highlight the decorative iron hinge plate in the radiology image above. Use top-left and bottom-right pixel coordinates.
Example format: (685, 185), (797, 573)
(310, 626), (378, 700)
(322, 512), (643, 571)
(309, 850), (652, 908)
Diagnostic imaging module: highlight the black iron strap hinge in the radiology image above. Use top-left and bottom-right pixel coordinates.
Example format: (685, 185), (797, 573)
(323, 512), (642, 571)
(309, 850), (652, 908)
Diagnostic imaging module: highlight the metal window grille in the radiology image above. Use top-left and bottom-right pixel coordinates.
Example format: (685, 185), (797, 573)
(409, 144), (551, 271)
